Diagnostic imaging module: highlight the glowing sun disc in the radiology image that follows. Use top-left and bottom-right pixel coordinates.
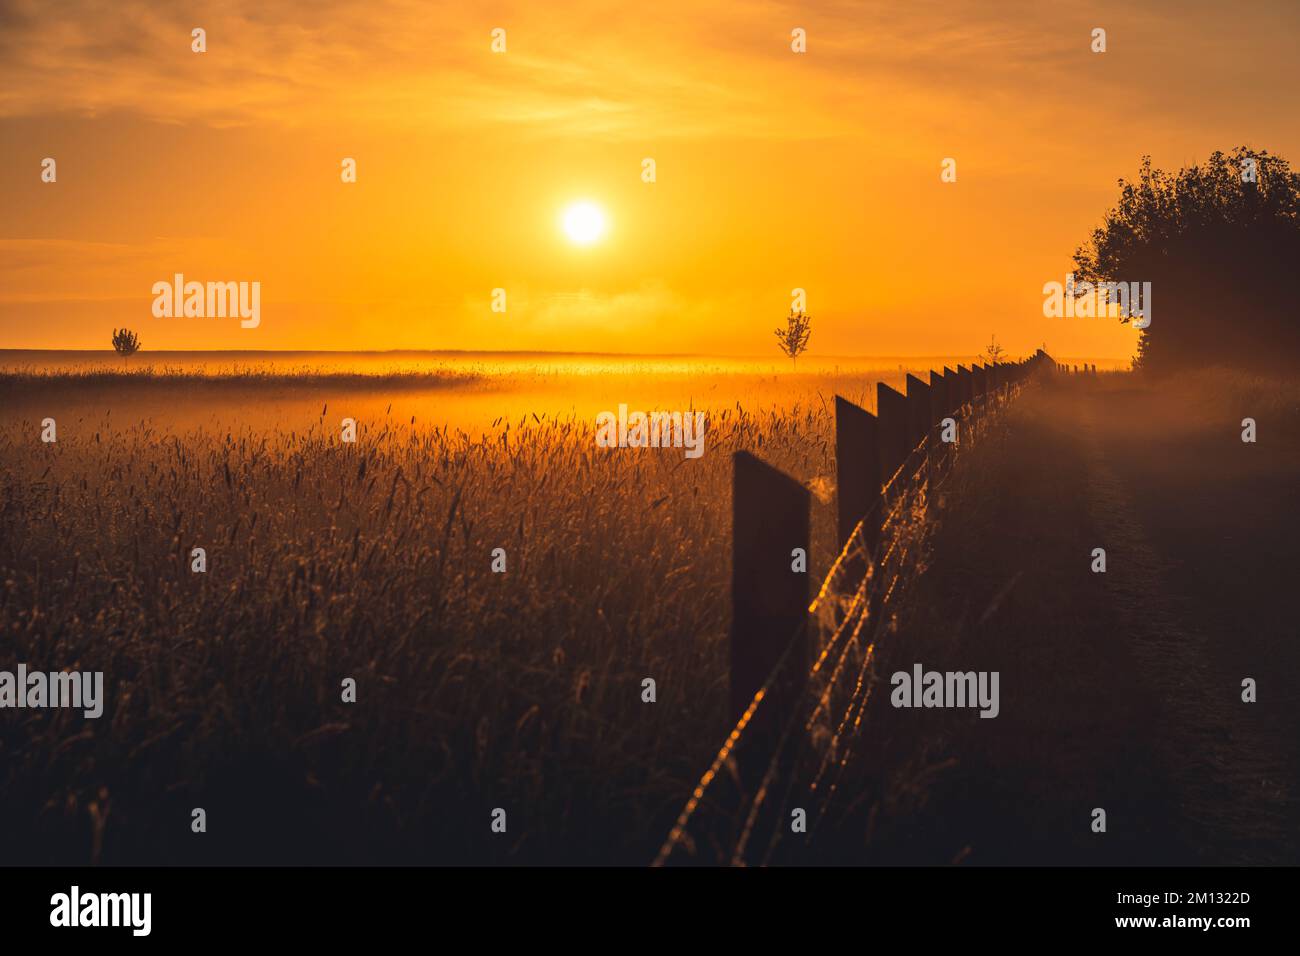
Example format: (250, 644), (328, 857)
(562, 201), (607, 244)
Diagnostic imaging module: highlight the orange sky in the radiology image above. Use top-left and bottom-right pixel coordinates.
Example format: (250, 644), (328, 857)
(2, 0), (1299, 359)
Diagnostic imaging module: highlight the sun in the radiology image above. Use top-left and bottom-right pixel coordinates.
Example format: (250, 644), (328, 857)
(561, 201), (607, 245)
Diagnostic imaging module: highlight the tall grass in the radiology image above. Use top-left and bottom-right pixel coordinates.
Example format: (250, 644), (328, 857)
(0, 382), (840, 864)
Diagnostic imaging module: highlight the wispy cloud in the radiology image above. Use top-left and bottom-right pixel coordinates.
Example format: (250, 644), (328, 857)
(8, 0), (1245, 141)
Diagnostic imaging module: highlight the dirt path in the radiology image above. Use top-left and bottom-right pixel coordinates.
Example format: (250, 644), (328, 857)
(847, 373), (1300, 865)
(1074, 379), (1300, 863)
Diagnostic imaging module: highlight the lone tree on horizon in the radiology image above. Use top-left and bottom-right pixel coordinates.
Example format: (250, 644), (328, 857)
(1073, 147), (1300, 373)
(775, 309), (812, 370)
(112, 328), (141, 367)
(981, 334), (1006, 365)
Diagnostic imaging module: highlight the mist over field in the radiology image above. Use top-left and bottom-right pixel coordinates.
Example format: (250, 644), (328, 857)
(0, 348), (1123, 431)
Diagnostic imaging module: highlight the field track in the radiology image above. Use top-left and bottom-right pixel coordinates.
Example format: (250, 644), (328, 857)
(870, 374), (1300, 865)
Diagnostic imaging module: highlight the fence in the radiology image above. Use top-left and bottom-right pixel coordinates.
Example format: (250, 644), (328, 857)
(653, 349), (1054, 865)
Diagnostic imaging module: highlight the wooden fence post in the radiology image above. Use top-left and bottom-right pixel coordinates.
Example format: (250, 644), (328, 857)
(876, 382), (909, 488)
(929, 369), (947, 423)
(929, 369), (951, 469)
(731, 451), (810, 773)
(905, 373), (931, 449)
(835, 396), (882, 561)
(956, 364), (973, 409)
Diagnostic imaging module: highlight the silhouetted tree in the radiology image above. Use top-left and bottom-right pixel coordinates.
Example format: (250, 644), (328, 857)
(981, 334), (1006, 365)
(1073, 148), (1300, 373)
(112, 328), (141, 367)
(774, 310), (812, 370)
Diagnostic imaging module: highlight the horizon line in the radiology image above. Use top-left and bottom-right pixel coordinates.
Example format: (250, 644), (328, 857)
(0, 347), (1116, 361)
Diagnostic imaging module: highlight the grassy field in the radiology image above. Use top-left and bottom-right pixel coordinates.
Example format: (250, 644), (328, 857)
(1, 355), (875, 865)
(13, 353), (1291, 865)
(12, 352), (1216, 865)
